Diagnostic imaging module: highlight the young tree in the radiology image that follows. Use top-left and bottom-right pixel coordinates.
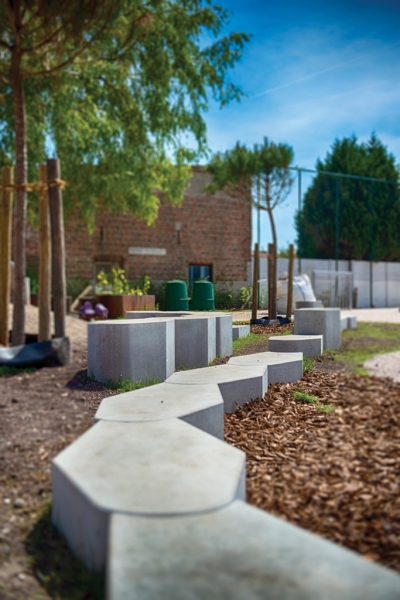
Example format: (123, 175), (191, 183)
(296, 135), (400, 261)
(206, 138), (294, 317)
(0, 0), (249, 344)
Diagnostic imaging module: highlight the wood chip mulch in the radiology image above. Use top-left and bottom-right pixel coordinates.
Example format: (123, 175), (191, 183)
(225, 371), (400, 573)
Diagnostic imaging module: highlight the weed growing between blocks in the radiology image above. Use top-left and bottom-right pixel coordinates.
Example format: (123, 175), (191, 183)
(104, 377), (160, 393)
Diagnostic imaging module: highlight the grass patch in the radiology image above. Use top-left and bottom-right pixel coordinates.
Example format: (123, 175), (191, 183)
(105, 377), (159, 393)
(303, 357), (315, 372)
(0, 365), (37, 377)
(25, 503), (104, 600)
(232, 332), (259, 352)
(292, 390), (335, 413)
(330, 321), (400, 374)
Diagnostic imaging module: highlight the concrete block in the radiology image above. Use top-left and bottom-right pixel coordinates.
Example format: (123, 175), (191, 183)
(268, 334), (323, 357)
(174, 316), (216, 369)
(167, 364), (268, 413)
(52, 419), (245, 570)
(296, 300), (322, 309)
(87, 318), (175, 384)
(228, 351), (303, 385)
(294, 308), (341, 350)
(107, 499), (400, 600)
(347, 316), (357, 329)
(95, 382), (224, 439)
(232, 324), (250, 340)
(215, 313), (233, 357)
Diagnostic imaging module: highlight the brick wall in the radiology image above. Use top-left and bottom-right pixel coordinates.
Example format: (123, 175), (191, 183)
(25, 168), (252, 289)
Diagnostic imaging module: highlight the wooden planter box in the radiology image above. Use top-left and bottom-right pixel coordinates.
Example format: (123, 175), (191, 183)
(96, 295), (155, 319)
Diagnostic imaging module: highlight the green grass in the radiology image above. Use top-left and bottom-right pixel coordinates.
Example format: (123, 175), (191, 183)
(331, 321), (400, 374)
(25, 503), (104, 600)
(0, 365), (37, 377)
(104, 377), (159, 393)
(292, 390), (335, 413)
(232, 332), (260, 352)
(303, 357), (315, 372)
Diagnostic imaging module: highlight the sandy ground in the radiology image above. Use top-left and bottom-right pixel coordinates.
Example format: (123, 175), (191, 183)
(7, 303), (88, 354)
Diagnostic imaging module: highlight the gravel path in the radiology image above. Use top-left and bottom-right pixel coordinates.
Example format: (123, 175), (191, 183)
(364, 351), (400, 383)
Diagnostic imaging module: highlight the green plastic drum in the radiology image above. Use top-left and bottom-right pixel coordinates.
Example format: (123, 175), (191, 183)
(191, 280), (215, 311)
(165, 280), (189, 311)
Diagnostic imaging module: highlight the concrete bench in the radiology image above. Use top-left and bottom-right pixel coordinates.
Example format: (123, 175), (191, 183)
(87, 318), (175, 384)
(232, 324), (250, 340)
(95, 382), (224, 439)
(268, 334), (323, 357)
(295, 300), (322, 309)
(293, 308), (341, 350)
(52, 419), (245, 571)
(341, 316), (357, 331)
(228, 351), (303, 385)
(107, 500), (400, 600)
(166, 363), (268, 413)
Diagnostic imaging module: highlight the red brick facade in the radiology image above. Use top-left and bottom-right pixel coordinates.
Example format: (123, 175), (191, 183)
(25, 169), (251, 289)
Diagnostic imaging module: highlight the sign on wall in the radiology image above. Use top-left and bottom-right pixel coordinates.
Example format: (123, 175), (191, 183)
(128, 247), (167, 256)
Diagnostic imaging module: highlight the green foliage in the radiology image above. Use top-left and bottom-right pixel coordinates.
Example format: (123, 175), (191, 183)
(239, 286), (252, 308)
(0, 365), (37, 377)
(292, 390), (334, 413)
(0, 1), (250, 230)
(105, 377), (159, 392)
(96, 268), (151, 296)
(296, 134), (400, 260)
(67, 278), (91, 301)
(303, 357), (315, 372)
(214, 288), (233, 310)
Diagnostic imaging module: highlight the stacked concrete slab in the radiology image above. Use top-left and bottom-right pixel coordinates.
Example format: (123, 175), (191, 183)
(88, 311), (233, 384)
(294, 307), (341, 350)
(53, 315), (400, 599)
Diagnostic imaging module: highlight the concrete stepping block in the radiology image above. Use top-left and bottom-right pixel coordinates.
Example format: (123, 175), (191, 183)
(228, 352), (303, 385)
(52, 419), (245, 570)
(296, 300), (322, 309)
(174, 316), (216, 369)
(95, 382), (224, 439)
(268, 334), (323, 357)
(166, 364), (268, 413)
(341, 316), (357, 331)
(294, 308), (341, 350)
(107, 499), (400, 600)
(232, 324), (250, 340)
(215, 313), (233, 358)
(87, 318), (175, 384)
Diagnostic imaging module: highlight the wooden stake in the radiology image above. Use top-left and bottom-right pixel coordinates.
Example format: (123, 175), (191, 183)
(47, 158), (66, 338)
(38, 164), (51, 341)
(0, 167), (13, 346)
(268, 243), (273, 319)
(251, 243), (259, 321)
(270, 243), (277, 319)
(286, 243), (295, 320)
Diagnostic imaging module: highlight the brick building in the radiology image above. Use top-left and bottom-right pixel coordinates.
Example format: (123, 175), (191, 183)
(25, 168), (252, 292)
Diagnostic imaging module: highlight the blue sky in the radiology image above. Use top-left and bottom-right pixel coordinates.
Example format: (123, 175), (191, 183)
(200, 0), (400, 252)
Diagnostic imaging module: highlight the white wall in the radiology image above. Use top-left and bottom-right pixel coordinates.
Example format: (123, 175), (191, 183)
(250, 255), (400, 308)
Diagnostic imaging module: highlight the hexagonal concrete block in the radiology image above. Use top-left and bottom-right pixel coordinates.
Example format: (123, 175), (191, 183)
(107, 500), (400, 600)
(87, 318), (175, 384)
(228, 352), (303, 385)
(215, 313), (233, 358)
(174, 316), (217, 369)
(167, 364), (268, 413)
(268, 335), (323, 357)
(294, 308), (341, 350)
(52, 419), (245, 570)
(95, 382), (224, 439)
(232, 324), (250, 340)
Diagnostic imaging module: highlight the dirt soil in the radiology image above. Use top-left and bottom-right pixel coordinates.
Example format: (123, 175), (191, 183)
(225, 371), (400, 574)
(1, 307), (399, 598)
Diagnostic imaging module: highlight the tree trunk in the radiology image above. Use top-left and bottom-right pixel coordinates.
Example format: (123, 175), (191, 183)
(11, 64), (28, 346)
(267, 207), (277, 319)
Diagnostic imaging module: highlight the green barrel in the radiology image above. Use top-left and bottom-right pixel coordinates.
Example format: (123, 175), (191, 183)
(165, 280), (189, 311)
(191, 280), (215, 311)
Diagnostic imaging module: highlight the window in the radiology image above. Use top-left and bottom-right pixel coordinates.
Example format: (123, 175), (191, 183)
(188, 264), (212, 290)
